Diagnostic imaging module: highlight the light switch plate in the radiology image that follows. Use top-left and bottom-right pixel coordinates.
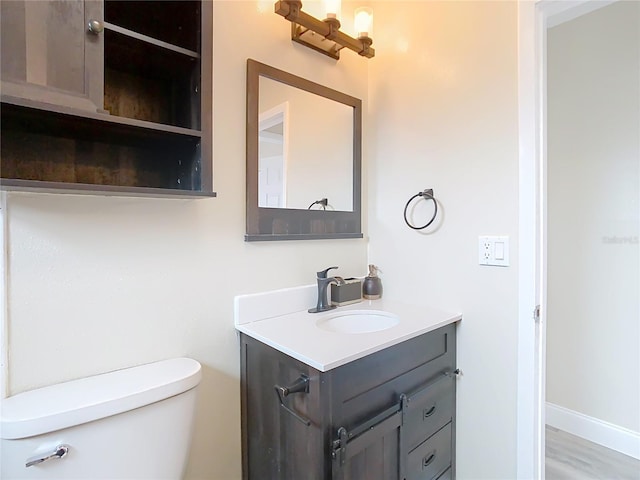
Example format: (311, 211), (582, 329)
(479, 236), (510, 267)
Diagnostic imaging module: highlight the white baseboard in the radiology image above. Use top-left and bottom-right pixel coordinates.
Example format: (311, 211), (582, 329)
(546, 402), (640, 460)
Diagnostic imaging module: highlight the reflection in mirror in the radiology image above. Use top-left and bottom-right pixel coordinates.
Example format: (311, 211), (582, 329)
(258, 77), (354, 211)
(258, 101), (287, 208)
(246, 59), (362, 241)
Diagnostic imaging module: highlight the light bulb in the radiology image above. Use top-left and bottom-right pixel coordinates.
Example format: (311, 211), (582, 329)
(354, 7), (373, 38)
(323, 0), (342, 20)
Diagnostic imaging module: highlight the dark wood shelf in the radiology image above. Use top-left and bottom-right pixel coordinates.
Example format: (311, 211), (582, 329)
(104, 22), (199, 58)
(0, 179), (216, 198)
(1, 95), (202, 138)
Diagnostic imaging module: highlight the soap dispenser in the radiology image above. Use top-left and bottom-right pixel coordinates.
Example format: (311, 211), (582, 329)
(363, 264), (382, 299)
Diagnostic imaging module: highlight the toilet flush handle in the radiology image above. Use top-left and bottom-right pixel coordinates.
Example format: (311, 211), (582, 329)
(25, 444), (70, 468)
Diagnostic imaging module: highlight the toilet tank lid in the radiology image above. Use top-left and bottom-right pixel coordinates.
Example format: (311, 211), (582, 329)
(1, 357), (202, 440)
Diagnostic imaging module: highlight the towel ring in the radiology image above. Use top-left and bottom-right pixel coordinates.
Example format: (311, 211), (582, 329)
(404, 189), (438, 230)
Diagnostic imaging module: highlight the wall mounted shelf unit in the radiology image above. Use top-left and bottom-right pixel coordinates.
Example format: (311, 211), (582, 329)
(0, 0), (214, 198)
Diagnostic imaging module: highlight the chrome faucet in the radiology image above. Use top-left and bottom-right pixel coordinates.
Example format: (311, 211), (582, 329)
(308, 266), (345, 313)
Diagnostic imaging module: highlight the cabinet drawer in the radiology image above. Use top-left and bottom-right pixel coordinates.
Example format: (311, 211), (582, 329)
(334, 324), (456, 430)
(437, 467), (452, 480)
(404, 374), (455, 452)
(407, 423), (452, 480)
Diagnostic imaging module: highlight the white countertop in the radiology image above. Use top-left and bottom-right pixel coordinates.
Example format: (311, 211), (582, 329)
(235, 289), (461, 371)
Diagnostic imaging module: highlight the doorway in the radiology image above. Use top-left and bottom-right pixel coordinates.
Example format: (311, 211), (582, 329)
(517, 1), (639, 478)
(545, 0), (639, 475)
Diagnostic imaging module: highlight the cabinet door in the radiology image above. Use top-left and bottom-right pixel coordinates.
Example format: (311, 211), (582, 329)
(0, 0), (103, 112)
(241, 335), (328, 480)
(332, 410), (402, 480)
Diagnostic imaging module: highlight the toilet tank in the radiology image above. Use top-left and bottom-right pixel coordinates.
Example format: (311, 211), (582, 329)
(1, 357), (202, 479)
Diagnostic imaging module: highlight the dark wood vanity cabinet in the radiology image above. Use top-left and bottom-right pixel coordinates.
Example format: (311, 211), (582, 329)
(240, 324), (457, 480)
(0, 0), (213, 197)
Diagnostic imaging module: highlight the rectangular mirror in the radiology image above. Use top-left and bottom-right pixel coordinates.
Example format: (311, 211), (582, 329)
(246, 59), (362, 241)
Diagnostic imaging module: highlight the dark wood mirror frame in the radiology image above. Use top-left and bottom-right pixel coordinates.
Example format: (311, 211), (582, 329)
(245, 59), (363, 242)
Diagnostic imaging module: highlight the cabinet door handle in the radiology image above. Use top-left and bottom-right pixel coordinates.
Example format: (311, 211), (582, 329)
(87, 19), (104, 34)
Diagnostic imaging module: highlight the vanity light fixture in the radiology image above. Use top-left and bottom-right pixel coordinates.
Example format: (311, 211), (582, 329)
(274, 1), (375, 60)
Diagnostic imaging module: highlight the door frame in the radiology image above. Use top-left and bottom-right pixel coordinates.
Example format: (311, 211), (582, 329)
(258, 102), (290, 208)
(516, 1), (618, 478)
(0, 192), (7, 399)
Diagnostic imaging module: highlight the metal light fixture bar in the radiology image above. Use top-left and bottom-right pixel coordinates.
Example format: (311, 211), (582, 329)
(275, 1), (375, 60)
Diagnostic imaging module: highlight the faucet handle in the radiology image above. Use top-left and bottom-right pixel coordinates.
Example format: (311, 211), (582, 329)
(317, 276), (342, 286)
(317, 266), (339, 278)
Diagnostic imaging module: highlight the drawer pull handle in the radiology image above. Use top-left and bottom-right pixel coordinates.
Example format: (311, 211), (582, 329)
(422, 452), (436, 469)
(423, 405), (436, 419)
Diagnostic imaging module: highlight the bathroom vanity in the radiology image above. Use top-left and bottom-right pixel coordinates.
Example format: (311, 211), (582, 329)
(236, 288), (461, 480)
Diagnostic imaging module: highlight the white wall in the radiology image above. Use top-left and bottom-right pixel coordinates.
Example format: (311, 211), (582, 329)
(4, 2), (551, 478)
(3, 2), (368, 478)
(546, 1), (640, 432)
(368, 2), (520, 478)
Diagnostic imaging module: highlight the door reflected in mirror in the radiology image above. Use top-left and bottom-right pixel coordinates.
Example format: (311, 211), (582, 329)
(258, 101), (287, 208)
(258, 77), (354, 211)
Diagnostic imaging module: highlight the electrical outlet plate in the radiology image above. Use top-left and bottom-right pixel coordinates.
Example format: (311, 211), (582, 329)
(478, 236), (510, 267)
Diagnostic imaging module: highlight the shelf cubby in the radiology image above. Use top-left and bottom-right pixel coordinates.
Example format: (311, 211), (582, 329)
(104, 1), (200, 52)
(104, 29), (200, 129)
(1, 100), (206, 195)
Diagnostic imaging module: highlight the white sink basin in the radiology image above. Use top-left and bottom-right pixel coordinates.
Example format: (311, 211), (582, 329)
(316, 310), (400, 334)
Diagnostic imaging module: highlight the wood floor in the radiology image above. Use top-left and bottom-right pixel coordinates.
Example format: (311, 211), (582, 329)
(546, 426), (640, 479)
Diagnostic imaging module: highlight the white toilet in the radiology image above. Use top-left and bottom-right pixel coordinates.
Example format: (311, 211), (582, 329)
(0, 357), (202, 479)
